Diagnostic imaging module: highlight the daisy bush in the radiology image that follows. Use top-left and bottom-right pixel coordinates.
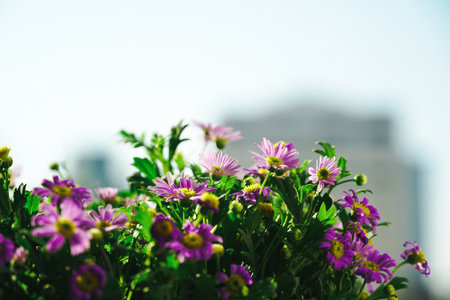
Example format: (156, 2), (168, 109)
(0, 123), (429, 299)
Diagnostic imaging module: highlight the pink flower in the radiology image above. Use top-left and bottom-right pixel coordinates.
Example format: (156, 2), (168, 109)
(250, 138), (300, 172)
(32, 202), (92, 255)
(199, 152), (241, 178)
(96, 187), (118, 203)
(86, 204), (128, 232)
(308, 156), (342, 189)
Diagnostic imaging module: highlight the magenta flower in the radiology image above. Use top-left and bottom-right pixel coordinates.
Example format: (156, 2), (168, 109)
(232, 183), (272, 205)
(319, 229), (354, 270)
(33, 175), (93, 208)
(200, 152), (241, 178)
(308, 156), (342, 189)
(354, 250), (396, 283)
(337, 190), (381, 232)
(195, 121), (242, 149)
(0, 234), (14, 267)
(95, 187), (118, 203)
(401, 241), (430, 276)
(349, 234), (375, 262)
(166, 221), (223, 262)
(346, 221), (369, 244)
(148, 172), (215, 202)
(12, 246), (27, 265)
(150, 214), (182, 248)
(86, 204), (128, 232)
(123, 194), (149, 207)
(250, 138), (300, 172)
(31, 202), (92, 255)
(70, 264), (106, 300)
(215, 264), (253, 299)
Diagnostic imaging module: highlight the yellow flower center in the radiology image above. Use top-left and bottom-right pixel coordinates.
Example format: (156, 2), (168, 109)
(330, 240), (344, 259)
(408, 250), (426, 264)
(51, 185), (72, 198)
(243, 183), (260, 194)
(354, 252), (365, 261)
(200, 193), (219, 210)
(155, 220), (173, 237)
(317, 167), (330, 180)
(225, 274), (245, 294)
(179, 188), (197, 199)
(96, 220), (112, 231)
(352, 202), (371, 217)
(361, 261), (380, 272)
(182, 233), (204, 249)
(76, 272), (99, 293)
(267, 156), (282, 167)
(56, 218), (76, 238)
(212, 166), (226, 175)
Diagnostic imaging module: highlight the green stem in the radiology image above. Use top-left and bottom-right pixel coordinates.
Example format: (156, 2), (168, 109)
(392, 260), (408, 275)
(358, 279), (367, 297)
(259, 172), (272, 196)
(98, 242), (114, 275)
(328, 179), (356, 194)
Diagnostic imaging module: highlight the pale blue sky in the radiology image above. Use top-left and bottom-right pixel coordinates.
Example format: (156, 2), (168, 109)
(1, 0), (449, 296)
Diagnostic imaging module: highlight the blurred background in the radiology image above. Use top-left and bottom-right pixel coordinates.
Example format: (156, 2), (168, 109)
(1, 1), (449, 298)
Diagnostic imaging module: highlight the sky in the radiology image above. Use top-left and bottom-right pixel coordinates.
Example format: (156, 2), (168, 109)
(1, 0), (450, 297)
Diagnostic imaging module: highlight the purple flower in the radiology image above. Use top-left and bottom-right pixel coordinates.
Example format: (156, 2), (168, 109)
(319, 229), (354, 270)
(70, 264), (106, 300)
(200, 152), (241, 178)
(166, 221), (223, 262)
(33, 176), (93, 208)
(123, 194), (149, 207)
(348, 234), (375, 262)
(86, 204), (128, 232)
(195, 121), (242, 149)
(0, 234), (14, 267)
(337, 190), (380, 232)
(250, 138), (300, 172)
(401, 241), (430, 276)
(354, 250), (396, 283)
(245, 165), (270, 179)
(308, 156), (342, 189)
(12, 246), (27, 265)
(215, 264), (253, 299)
(95, 187), (118, 203)
(232, 183), (272, 205)
(32, 202), (92, 255)
(148, 172), (215, 202)
(150, 214), (182, 248)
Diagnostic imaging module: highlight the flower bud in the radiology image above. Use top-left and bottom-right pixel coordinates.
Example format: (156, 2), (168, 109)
(241, 285), (249, 297)
(259, 203), (274, 217)
(359, 292), (370, 300)
(89, 228), (103, 241)
(215, 138), (227, 150)
(42, 284), (56, 297)
(212, 243), (224, 257)
(0, 147), (10, 161)
(282, 244), (292, 259)
(49, 162), (59, 171)
(229, 200), (243, 213)
(385, 284), (395, 295)
(294, 229), (302, 241)
(355, 174), (368, 186)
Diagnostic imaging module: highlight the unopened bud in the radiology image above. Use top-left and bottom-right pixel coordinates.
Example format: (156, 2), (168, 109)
(49, 162), (59, 171)
(230, 200), (243, 213)
(359, 292), (370, 300)
(355, 174), (367, 186)
(42, 284), (56, 297)
(385, 284), (395, 295)
(89, 228), (103, 241)
(212, 243), (224, 256)
(241, 285), (249, 297)
(282, 244), (292, 259)
(215, 138), (227, 150)
(0, 147), (10, 160)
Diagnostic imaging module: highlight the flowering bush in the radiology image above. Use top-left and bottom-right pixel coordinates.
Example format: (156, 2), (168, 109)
(0, 122), (429, 299)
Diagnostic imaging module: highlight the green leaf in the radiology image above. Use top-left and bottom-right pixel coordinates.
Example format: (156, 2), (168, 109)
(366, 277), (409, 300)
(317, 202), (337, 226)
(336, 156), (351, 180)
(166, 253), (179, 269)
(133, 157), (159, 182)
(314, 141), (336, 158)
(25, 194), (40, 215)
(356, 189), (373, 194)
(134, 206), (154, 241)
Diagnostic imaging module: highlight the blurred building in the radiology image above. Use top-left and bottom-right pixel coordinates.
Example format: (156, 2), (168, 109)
(224, 103), (429, 299)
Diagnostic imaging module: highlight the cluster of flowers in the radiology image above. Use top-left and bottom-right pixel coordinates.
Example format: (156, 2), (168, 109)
(0, 122), (431, 299)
